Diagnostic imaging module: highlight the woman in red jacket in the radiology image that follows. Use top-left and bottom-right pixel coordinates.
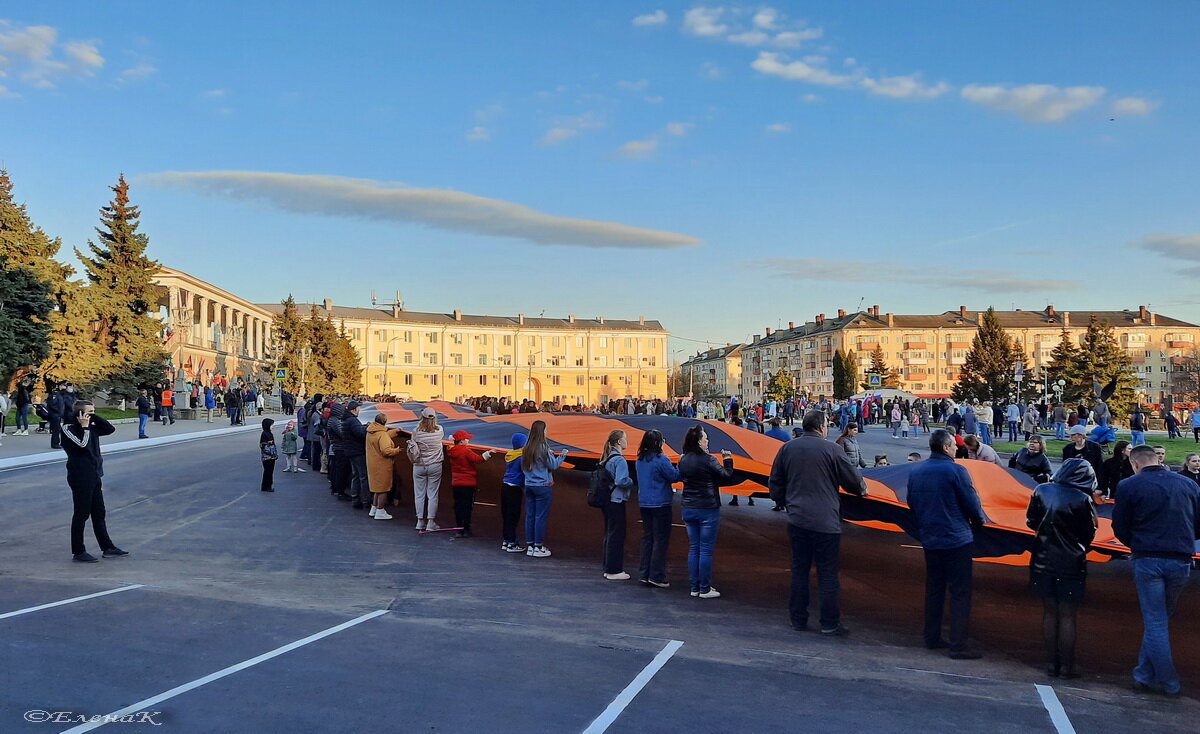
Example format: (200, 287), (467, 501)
(447, 429), (494, 538)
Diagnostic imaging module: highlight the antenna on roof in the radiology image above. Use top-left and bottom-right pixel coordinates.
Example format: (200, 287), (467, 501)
(371, 289), (378, 305)
(856, 296), (865, 313)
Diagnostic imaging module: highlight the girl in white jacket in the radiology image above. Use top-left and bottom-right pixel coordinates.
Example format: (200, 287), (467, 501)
(410, 407), (445, 531)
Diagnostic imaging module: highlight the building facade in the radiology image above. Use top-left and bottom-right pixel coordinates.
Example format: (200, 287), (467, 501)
(153, 266), (276, 387)
(739, 305), (1200, 404)
(680, 344), (743, 398)
(260, 300), (669, 404)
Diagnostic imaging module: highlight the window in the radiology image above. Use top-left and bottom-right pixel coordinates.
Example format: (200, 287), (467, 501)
(403, 332), (413, 343)
(501, 355), (512, 366)
(529, 336), (537, 346)
(451, 333), (463, 344)
(426, 353), (439, 365)
(479, 375), (488, 386)
(576, 375), (584, 386)
(452, 353), (463, 365)
(649, 375), (657, 385)
(351, 328), (362, 341)
(426, 332), (438, 343)
(429, 375), (438, 385)
(552, 336), (561, 347)
(503, 375), (512, 386)
(600, 375), (609, 385)
(479, 354), (489, 366)
(595, 355), (608, 367)
(551, 375), (560, 386)
(374, 330), (386, 340)
(502, 335), (511, 346)
(377, 352), (387, 363)
(646, 356), (657, 366)
(575, 357), (584, 366)
(549, 356), (562, 366)
(452, 375), (463, 386)
(599, 337), (609, 348)
(575, 336), (584, 348)
(403, 352), (413, 364)
(404, 374), (413, 386)
(625, 338), (633, 348)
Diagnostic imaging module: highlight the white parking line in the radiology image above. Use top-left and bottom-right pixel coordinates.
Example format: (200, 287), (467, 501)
(0, 585), (144, 621)
(62, 609), (389, 733)
(1035, 684), (1077, 734)
(582, 639), (683, 734)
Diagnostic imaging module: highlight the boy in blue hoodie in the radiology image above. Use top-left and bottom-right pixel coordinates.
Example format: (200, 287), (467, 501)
(501, 433), (528, 552)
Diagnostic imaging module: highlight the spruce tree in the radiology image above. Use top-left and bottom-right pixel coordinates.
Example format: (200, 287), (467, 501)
(76, 174), (169, 398)
(0, 261), (53, 386)
(841, 349), (859, 396)
(1045, 329), (1079, 388)
(273, 295), (310, 392)
(1070, 316), (1138, 418)
(764, 368), (794, 401)
(865, 344), (901, 388)
(331, 322), (364, 394)
(952, 307), (1022, 403)
(832, 349), (850, 399)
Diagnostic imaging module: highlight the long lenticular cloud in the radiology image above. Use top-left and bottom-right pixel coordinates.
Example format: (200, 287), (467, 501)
(142, 170), (701, 249)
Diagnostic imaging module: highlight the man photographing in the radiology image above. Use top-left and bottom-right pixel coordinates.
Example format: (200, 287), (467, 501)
(62, 400), (128, 563)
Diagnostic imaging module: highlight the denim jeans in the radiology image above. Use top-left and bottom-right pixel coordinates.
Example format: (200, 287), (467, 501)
(1132, 556), (1191, 694)
(1131, 430), (1146, 447)
(137, 413), (149, 437)
(349, 454), (368, 502)
(1054, 421), (1066, 440)
(788, 525), (842, 630)
(978, 424), (992, 445)
(682, 507), (720, 593)
(16, 404), (30, 431)
(524, 484), (553, 545)
(1007, 420), (1018, 443)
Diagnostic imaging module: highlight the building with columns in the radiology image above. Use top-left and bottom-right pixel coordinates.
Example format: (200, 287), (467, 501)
(152, 266), (276, 387)
(258, 299), (669, 404)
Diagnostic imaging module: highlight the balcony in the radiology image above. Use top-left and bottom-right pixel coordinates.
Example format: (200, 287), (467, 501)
(947, 341), (970, 349)
(904, 357), (928, 365)
(907, 372), (929, 380)
(857, 342), (879, 351)
(904, 341), (927, 350)
(947, 356), (965, 365)
(1169, 341), (1193, 349)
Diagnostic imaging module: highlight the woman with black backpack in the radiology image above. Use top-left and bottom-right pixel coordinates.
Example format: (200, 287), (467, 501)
(593, 430), (634, 580)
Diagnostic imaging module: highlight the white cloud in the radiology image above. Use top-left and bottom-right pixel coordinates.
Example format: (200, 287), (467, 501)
(145, 171), (701, 249)
(861, 73), (951, 99)
(1129, 233), (1200, 261)
(683, 7), (728, 37)
(960, 83), (1106, 123)
(536, 111), (605, 145)
(632, 10), (668, 27)
(617, 79), (650, 92)
(466, 126), (490, 142)
(727, 30), (771, 46)
(748, 256), (1080, 292)
(772, 29), (823, 47)
(474, 103), (504, 122)
(665, 121), (693, 136)
(203, 88), (227, 97)
(117, 62), (156, 82)
(751, 52), (856, 86)
(753, 8), (778, 29)
(764, 122), (790, 133)
(0, 21), (105, 89)
(699, 61), (726, 80)
(617, 137), (660, 159)
(1112, 96), (1159, 116)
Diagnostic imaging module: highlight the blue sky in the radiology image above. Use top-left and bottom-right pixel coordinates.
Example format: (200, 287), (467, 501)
(1, 2), (1197, 356)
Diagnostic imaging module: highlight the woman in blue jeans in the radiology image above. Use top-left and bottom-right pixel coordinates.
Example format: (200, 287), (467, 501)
(521, 420), (569, 558)
(677, 425), (735, 599)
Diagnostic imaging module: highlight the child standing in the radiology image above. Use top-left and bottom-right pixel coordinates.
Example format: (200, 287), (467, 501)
(447, 429), (494, 538)
(501, 433), (528, 552)
(900, 413), (911, 439)
(281, 421), (303, 472)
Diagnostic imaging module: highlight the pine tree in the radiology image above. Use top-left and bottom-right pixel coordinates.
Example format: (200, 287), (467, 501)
(330, 322), (363, 394)
(1045, 329), (1079, 387)
(841, 349), (859, 396)
(273, 295), (310, 392)
(75, 175), (169, 399)
(0, 261), (53, 386)
(764, 368), (794, 401)
(0, 169), (105, 387)
(864, 344), (901, 388)
(1070, 316), (1138, 418)
(305, 308), (339, 394)
(952, 307), (1022, 403)
(832, 349), (850, 399)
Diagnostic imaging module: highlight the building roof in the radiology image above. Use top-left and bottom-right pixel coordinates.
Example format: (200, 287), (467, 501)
(258, 302), (667, 333)
(683, 343), (743, 365)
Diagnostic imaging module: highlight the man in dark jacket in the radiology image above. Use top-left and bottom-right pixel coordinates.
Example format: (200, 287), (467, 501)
(1062, 425), (1104, 484)
(46, 382), (66, 449)
(326, 401), (350, 499)
(907, 429), (985, 659)
(1112, 445), (1200, 696)
(768, 410), (867, 636)
(341, 401), (369, 509)
(135, 389), (153, 439)
(61, 400), (127, 563)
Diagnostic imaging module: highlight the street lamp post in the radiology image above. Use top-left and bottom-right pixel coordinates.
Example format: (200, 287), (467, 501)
(382, 336), (402, 396)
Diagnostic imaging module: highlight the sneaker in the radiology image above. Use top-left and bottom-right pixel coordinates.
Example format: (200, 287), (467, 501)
(374, 509), (393, 520)
(504, 543), (527, 553)
(690, 590), (700, 597)
(415, 519), (427, 530)
(295, 467), (306, 473)
(72, 552), (100, 563)
(820, 625), (850, 637)
(604, 572), (631, 580)
(369, 506), (378, 517)
(425, 521), (440, 532)
(647, 579), (670, 588)
(102, 547), (129, 558)
(698, 588), (721, 599)
(528, 545), (551, 557)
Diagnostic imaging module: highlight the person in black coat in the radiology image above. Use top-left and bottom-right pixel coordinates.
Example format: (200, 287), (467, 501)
(1100, 441), (1134, 500)
(1009, 435), (1053, 484)
(678, 425), (735, 599)
(340, 401), (369, 508)
(46, 383), (66, 449)
(260, 418), (277, 492)
(1026, 459), (1098, 678)
(61, 400), (127, 563)
(1178, 453), (1200, 486)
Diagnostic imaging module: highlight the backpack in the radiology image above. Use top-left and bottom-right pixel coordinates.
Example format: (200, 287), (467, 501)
(587, 455), (618, 508)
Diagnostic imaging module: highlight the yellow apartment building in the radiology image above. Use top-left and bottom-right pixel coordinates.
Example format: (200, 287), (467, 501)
(680, 344), (744, 398)
(259, 300), (669, 404)
(740, 305), (1200, 403)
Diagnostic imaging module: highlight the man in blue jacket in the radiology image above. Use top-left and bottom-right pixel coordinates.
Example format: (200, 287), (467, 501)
(1113, 444), (1200, 696)
(907, 429), (985, 659)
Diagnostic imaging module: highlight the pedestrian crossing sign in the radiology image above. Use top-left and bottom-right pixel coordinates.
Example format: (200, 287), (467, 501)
(275, 368), (287, 380)
(867, 373), (882, 388)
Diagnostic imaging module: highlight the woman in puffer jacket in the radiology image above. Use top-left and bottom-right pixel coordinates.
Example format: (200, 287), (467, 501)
(410, 407), (445, 531)
(1025, 458), (1098, 679)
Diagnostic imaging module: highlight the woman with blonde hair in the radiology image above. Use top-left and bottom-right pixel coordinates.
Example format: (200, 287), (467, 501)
(521, 419), (570, 557)
(409, 407), (445, 531)
(366, 413), (401, 521)
(595, 429), (635, 580)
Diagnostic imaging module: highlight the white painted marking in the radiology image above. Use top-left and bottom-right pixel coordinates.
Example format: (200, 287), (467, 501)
(1035, 684), (1077, 734)
(582, 639), (683, 734)
(62, 610), (388, 733)
(0, 424), (267, 473)
(0, 584), (144, 620)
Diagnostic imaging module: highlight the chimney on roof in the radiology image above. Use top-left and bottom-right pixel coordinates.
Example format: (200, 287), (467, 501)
(518, 312), (525, 324)
(837, 309), (846, 318)
(639, 315), (645, 325)
(1063, 311), (1071, 327)
(788, 321), (795, 329)
(1139, 305), (1149, 321)
(959, 305), (967, 318)
(568, 314), (575, 323)
(886, 312), (894, 327)
(453, 309), (462, 321)
(816, 313), (825, 324)
(323, 298), (333, 312)
(871, 305), (880, 317)
(765, 327), (773, 336)
(598, 315), (605, 324)
(1047, 304), (1056, 317)
(753, 334), (761, 342)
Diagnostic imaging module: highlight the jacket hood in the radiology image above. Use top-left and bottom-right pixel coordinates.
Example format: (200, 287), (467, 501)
(1051, 458), (1097, 492)
(366, 422), (391, 434)
(511, 432), (528, 449)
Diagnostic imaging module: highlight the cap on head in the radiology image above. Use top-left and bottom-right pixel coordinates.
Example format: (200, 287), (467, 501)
(452, 429), (474, 441)
(1068, 425), (1087, 436)
(347, 401), (362, 411)
(420, 407), (437, 419)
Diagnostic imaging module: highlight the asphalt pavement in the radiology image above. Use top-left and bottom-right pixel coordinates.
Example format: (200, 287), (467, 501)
(2, 427), (1197, 733)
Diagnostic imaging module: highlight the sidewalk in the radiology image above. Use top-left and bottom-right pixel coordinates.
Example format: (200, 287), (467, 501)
(0, 409), (292, 471)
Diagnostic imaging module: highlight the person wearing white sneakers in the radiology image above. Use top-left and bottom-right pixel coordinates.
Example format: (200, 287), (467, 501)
(595, 430), (634, 580)
(678, 425), (736, 599)
(521, 420), (569, 557)
(409, 407), (445, 530)
(0, 389), (11, 441)
(366, 413), (401, 520)
(280, 421), (303, 472)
